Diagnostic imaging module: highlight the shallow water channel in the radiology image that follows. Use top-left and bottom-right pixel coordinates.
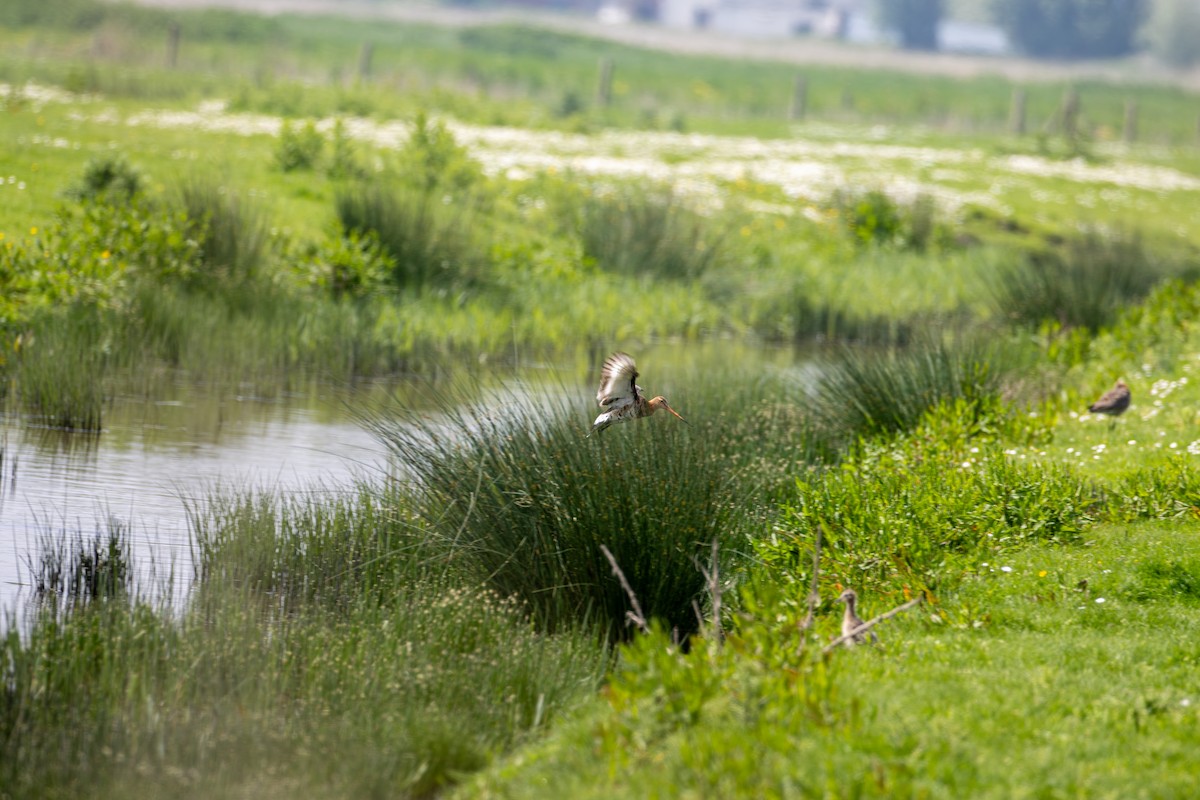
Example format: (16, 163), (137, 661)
(0, 342), (809, 616)
(0, 376), (401, 614)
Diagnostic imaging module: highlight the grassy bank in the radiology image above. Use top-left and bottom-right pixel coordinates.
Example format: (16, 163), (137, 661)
(5, 2), (1200, 796)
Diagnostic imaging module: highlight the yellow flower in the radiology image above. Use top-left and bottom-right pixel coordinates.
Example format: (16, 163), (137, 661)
(0, 232), (5, 241)
(100, 250), (111, 260)
(30, 227), (38, 236)
(1038, 570), (1048, 577)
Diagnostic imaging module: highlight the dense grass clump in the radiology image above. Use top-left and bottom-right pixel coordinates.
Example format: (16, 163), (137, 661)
(178, 179), (268, 289)
(990, 229), (1168, 332)
(334, 181), (486, 289)
(366, 386), (747, 640)
(809, 334), (1028, 446)
(27, 521), (132, 606)
(577, 184), (725, 280)
(13, 309), (109, 431)
(189, 484), (434, 614)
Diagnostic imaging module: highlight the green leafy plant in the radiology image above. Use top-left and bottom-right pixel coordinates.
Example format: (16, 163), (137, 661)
(275, 119), (324, 172)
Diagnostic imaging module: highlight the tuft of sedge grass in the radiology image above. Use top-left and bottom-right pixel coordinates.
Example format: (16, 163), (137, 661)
(13, 306), (108, 432)
(25, 519), (132, 609)
(188, 482), (442, 614)
(808, 332), (1029, 448)
(177, 178), (268, 290)
(574, 182), (726, 281)
(364, 380), (761, 641)
(334, 179), (487, 290)
(989, 228), (1168, 333)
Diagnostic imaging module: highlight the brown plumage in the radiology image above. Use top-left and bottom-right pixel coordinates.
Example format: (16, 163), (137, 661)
(837, 588), (878, 646)
(589, 352), (686, 436)
(1088, 380), (1131, 417)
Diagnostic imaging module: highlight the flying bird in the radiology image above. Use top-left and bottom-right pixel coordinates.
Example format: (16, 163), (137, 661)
(1087, 380), (1131, 417)
(837, 588), (878, 646)
(589, 352), (686, 436)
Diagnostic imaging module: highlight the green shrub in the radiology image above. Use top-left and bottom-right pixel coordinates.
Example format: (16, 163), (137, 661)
(275, 119), (324, 172)
(397, 111), (483, 195)
(828, 188), (945, 250)
(301, 229), (393, 298)
(65, 154), (143, 203)
(577, 183), (725, 281)
(327, 117), (364, 179)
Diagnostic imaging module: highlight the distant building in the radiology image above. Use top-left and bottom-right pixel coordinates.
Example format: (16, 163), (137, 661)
(657, 0), (865, 39)
(651, 0), (1008, 53)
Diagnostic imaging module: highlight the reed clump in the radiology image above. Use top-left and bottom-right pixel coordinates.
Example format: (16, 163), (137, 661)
(177, 179), (268, 290)
(335, 180), (487, 290)
(27, 520), (132, 606)
(990, 229), (1167, 333)
(576, 184), (725, 281)
(809, 334), (1025, 447)
(366, 386), (749, 640)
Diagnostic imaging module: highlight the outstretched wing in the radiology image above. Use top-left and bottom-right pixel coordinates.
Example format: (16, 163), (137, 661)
(596, 352), (640, 410)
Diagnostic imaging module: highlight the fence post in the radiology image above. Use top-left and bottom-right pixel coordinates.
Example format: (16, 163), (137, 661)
(358, 42), (374, 81)
(789, 74), (807, 121)
(597, 57), (614, 107)
(1009, 88), (1026, 135)
(166, 22), (180, 69)
(1123, 98), (1138, 143)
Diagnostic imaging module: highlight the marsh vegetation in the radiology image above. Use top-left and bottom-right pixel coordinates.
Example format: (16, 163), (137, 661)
(3, 0), (1200, 797)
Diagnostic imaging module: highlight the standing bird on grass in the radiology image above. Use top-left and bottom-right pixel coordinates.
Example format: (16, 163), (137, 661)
(1088, 379), (1131, 418)
(837, 588), (878, 646)
(589, 352), (687, 436)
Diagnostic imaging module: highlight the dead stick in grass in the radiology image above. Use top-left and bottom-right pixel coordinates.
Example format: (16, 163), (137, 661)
(600, 544), (649, 634)
(691, 537), (723, 645)
(797, 524), (824, 636)
(822, 595), (924, 654)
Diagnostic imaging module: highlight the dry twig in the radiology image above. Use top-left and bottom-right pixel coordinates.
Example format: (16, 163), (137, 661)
(600, 544), (649, 634)
(691, 537), (723, 645)
(797, 524), (824, 636)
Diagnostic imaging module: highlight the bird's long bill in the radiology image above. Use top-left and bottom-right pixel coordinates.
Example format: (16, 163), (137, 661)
(663, 403), (688, 424)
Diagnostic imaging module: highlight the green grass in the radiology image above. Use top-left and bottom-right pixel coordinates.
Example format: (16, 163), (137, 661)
(1, 486), (606, 800)
(460, 524), (1200, 799)
(575, 182), (727, 281)
(5, 3), (1200, 797)
(989, 227), (1181, 333)
(364, 378), (771, 640)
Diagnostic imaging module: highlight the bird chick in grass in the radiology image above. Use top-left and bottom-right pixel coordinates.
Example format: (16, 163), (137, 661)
(837, 588), (878, 646)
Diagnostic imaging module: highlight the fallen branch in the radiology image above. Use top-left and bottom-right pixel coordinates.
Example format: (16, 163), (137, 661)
(822, 594), (923, 654)
(600, 544), (649, 634)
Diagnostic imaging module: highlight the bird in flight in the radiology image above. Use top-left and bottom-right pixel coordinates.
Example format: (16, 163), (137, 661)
(1087, 379), (1131, 417)
(589, 352), (686, 436)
